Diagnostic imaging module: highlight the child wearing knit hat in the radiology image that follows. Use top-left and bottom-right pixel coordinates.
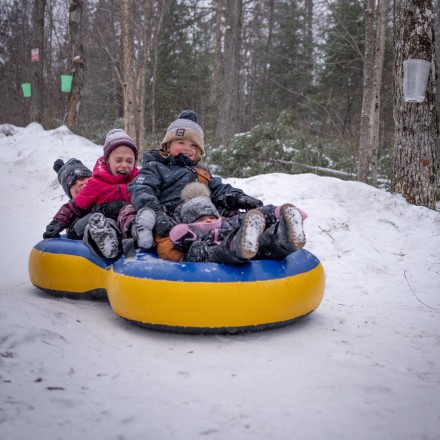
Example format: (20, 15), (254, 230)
(129, 110), (264, 261)
(43, 129), (142, 259)
(169, 182), (307, 264)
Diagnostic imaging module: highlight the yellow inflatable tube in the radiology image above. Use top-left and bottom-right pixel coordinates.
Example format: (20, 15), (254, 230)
(29, 238), (325, 334)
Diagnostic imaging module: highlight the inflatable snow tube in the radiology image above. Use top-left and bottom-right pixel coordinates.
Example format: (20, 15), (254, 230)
(29, 238), (325, 334)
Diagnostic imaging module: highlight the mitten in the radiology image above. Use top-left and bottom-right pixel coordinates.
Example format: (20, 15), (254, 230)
(184, 241), (208, 263)
(226, 194), (263, 210)
(154, 211), (174, 237)
(43, 220), (64, 239)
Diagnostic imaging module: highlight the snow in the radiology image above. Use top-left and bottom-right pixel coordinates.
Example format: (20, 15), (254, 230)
(1, 123), (439, 440)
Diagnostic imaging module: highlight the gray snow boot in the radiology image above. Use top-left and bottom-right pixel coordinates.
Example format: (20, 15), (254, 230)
(88, 213), (120, 259)
(134, 208), (156, 249)
(231, 209), (266, 260)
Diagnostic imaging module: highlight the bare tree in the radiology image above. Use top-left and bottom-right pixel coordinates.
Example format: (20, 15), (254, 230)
(215, 0), (242, 145)
(392, 0), (438, 209)
(209, 0), (224, 105)
(30, 0), (46, 124)
(64, 0), (85, 132)
(121, 0), (136, 139)
(357, 0), (375, 183)
(136, 0), (153, 156)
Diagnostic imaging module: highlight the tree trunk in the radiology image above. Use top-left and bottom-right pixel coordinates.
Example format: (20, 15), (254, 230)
(209, 0), (224, 105)
(369, 0), (389, 185)
(357, 0), (375, 183)
(150, 0), (170, 136)
(64, 0), (85, 132)
(392, 0), (438, 209)
(30, 0), (46, 124)
(215, 0), (242, 145)
(121, 0), (136, 139)
(137, 0), (153, 158)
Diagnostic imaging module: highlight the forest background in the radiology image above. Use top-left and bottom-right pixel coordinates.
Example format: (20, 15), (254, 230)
(0, 0), (439, 203)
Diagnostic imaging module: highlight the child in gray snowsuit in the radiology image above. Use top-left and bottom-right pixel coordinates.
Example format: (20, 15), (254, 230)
(169, 182), (307, 264)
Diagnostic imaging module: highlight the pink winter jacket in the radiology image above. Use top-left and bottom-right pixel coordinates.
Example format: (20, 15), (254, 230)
(53, 156), (139, 228)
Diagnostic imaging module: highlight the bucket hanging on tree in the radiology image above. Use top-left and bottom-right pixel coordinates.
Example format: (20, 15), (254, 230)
(403, 59), (431, 103)
(21, 83), (32, 97)
(60, 75), (73, 93)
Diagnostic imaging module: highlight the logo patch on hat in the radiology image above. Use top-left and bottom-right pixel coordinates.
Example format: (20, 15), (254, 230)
(176, 129), (185, 137)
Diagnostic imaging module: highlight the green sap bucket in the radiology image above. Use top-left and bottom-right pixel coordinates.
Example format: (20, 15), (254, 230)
(21, 83), (31, 97)
(61, 75), (73, 93)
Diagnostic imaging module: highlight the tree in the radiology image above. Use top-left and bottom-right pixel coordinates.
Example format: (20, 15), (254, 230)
(215, 0), (242, 145)
(357, 0), (389, 185)
(30, 0), (46, 124)
(121, 0), (136, 139)
(392, 0), (438, 209)
(64, 0), (85, 132)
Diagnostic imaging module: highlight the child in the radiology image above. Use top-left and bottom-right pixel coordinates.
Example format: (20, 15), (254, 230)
(169, 182), (307, 264)
(129, 109), (263, 261)
(43, 129), (142, 259)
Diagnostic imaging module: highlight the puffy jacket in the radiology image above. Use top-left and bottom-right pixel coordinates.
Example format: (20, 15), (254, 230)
(129, 150), (247, 215)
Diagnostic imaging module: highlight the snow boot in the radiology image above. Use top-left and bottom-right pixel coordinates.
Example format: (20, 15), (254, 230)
(279, 203), (306, 251)
(258, 204), (306, 259)
(88, 213), (120, 259)
(231, 209), (266, 260)
(134, 208), (156, 249)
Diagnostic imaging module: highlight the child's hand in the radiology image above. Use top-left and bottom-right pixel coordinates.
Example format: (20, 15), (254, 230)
(155, 212), (174, 237)
(43, 220), (63, 239)
(227, 194), (263, 210)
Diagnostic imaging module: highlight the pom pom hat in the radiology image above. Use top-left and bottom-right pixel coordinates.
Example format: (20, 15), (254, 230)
(103, 129), (138, 162)
(180, 182), (220, 224)
(161, 110), (205, 159)
(53, 158), (92, 199)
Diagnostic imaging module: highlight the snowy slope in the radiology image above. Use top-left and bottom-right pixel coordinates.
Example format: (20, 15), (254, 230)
(0, 124), (439, 440)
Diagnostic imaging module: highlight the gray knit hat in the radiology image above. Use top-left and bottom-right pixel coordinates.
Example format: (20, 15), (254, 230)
(103, 128), (138, 162)
(53, 158), (92, 199)
(180, 182), (219, 224)
(161, 110), (205, 159)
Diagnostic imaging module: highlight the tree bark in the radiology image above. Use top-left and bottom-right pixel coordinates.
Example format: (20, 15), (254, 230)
(369, 0), (389, 185)
(30, 0), (46, 124)
(209, 0), (224, 105)
(215, 0), (242, 145)
(392, 0), (438, 209)
(64, 0), (85, 132)
(357, 0), (375, 183)
(121, 0), (136, 139)
(137, 0), (153, 158)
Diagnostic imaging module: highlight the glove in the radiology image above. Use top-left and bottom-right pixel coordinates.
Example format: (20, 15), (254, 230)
(154, 211), (174, 237)
(226, 194), (263, 210)
(43, 220), (64, 239)
(184, 241), (208, 263)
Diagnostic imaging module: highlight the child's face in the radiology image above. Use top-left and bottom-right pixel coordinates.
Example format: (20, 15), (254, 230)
(107, 145), (136, 176)
(70, 176), (90, 198)
(194, 215), (218, 224)
(168, 139), (198, 161)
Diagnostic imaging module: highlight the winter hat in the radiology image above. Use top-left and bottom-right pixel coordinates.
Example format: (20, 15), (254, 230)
(103, 129), (138, 162)
(161, 110), (205, 158)
(54, 158), (92, 199)
(180, 182), (220, 224)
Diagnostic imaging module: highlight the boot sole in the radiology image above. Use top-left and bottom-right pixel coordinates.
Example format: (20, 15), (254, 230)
(281, 204), (306, 250)
(89, 214), (120, 259)
(238, 210), (266, 260)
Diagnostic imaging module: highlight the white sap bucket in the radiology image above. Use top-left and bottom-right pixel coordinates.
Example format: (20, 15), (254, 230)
(403, 59), (431, 103)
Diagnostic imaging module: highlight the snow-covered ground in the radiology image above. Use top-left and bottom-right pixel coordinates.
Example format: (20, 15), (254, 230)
(1, 123), (439, 440)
